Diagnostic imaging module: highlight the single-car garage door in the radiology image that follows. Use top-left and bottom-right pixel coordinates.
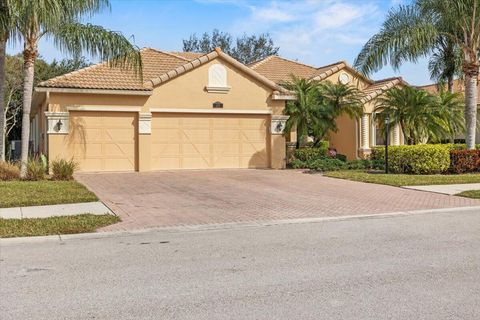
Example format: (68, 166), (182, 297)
(69, 111), (137, 172)
(151, 113), (269, 170)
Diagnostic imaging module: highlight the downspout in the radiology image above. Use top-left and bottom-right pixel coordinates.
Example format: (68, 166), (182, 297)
(44, 90), (49, 158)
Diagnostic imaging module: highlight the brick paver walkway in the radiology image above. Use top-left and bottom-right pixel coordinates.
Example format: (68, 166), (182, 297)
(75, 170), (480, 231)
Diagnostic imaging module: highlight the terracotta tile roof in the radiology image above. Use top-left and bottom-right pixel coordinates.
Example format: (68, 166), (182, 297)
(169, 52), (204, 60)
(418, 78), (480, 98)
(249, 56), (321, 84)
(249, 56), (373, 86)
(361, 77), (406, 103)
(37, 48), (191, 91)
(148, 48), (289, 94)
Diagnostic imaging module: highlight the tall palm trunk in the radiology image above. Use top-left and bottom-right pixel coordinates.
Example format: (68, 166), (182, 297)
(447, 75), (454, 94)
(0, 35), (6, 161)
(19, 49), (36, 178)
(464, 72), (478, 150)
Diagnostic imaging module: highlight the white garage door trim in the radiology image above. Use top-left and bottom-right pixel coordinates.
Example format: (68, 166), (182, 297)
(150, 108), (272, 115)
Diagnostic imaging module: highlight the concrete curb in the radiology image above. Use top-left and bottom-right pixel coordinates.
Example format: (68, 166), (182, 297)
(0, 201), (113, 219)
(403, 183), (480, 196)
(2, 205), (480, 245)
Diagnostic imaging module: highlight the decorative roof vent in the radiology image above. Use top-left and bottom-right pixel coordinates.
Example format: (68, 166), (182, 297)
(206, 64), (231, 93)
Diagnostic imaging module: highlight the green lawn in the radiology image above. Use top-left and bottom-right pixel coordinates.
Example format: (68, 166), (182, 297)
(0, 181), (98, 208)
(0, 214), (120, 238)
(456, 190), (480, 199)
(324, 171), (480, 187)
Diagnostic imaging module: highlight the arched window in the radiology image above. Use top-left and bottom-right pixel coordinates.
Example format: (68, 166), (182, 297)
(207, 64), (230, 92)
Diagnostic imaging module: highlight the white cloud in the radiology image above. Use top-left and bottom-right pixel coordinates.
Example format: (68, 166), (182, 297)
(249, 3), (296, 23)
(229, 0), (382, 68)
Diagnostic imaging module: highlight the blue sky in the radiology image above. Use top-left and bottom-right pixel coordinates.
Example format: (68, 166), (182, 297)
(7, 0), (432, 85)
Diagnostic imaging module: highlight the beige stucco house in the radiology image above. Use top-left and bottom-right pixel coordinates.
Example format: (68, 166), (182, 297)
(31, 48), (406, 172)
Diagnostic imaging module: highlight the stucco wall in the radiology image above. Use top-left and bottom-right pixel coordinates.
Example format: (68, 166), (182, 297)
(145, 59), (285, 113)
(328, 114), (358, 160)
(41, 55), (287, 171)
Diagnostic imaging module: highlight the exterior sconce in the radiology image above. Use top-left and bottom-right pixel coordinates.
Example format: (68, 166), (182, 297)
(213, 101), (223, 108)
(55, 119), (63, 132)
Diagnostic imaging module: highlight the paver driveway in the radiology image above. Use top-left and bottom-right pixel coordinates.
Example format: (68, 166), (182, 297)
(76, 169), (480, 231)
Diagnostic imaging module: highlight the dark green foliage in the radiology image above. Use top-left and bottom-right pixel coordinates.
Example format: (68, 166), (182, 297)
(335, 154), (347, 162)
(372, 145), (451, 174)
(291, 158), (347, 172)
(282, 78), (363, 146)
(347, 159), (373, 170)
(182, 29), (279, 64)
(293, 144), (328, 162)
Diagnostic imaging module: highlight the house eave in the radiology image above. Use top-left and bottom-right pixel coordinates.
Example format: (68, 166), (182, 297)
(34, 87), (153, 96)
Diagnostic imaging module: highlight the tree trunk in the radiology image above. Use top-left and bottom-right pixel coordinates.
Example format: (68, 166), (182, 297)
(464, 73), (478, 150)
(0, 36), (6, 161)
(19, 51), (36, 178)
(447, 76), (454, 94)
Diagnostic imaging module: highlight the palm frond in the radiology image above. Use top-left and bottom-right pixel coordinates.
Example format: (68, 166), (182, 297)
(354, 4), (438, 76)
(52, 22), (142, 77)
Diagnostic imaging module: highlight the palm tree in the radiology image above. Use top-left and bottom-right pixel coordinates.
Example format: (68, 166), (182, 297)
(11, 0), (142, 178)
(355, 0), (480, 149)
(428, 37), (462, 93)
(432, 89), (465, 142)
(0, 0), (13, 161)
(282, 76), (322, 148)
(319, 81), (363, 121)
(283, 78), (364, 147)
(374, 86), (453, 144)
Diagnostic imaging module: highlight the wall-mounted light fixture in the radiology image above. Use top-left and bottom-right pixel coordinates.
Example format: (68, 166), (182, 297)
(213, 101), (223, 108)
(55, 119), (63, 132)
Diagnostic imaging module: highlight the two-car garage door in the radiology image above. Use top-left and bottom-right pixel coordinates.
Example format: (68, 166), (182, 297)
(68, 112), (269, 172)
(151, 113), (269, 170)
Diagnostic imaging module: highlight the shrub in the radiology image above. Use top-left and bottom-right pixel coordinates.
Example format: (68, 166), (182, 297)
(347, 159), (373, 170)
(51, 159), (78, 180)
(291, 157), (346, 171)
(0, 161), (20, 181)
(294, 145), (328, 162)
(291, 159), (307, 169)
(450, 150), (480, 174)
(449, 144), (480, 150)
(308, 158), (347, 171)
(372, 145), (450, 174)
(372, 159), (385, 170)
(394, 145), (450, 174)
(371, 147), (385, 161)
(26, 158), (47, 181)
(335, 154), (347, 162)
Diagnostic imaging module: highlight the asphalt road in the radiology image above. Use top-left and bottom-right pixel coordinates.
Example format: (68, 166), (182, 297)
(2, 209), (480, 320)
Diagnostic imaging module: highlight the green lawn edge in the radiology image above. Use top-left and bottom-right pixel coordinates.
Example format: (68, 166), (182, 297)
(0, 214), (120, 238)
(455, 190), (480, 199)
(324, 170), (480, 187)
(0, 180), (98, 208)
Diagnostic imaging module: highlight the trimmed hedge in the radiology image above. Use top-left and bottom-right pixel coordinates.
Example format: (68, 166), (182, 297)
(371, 145), (451, 174)
(291, 158), (347, 171)
(450, 150), (480, 174)
(293, 142), (329, 162)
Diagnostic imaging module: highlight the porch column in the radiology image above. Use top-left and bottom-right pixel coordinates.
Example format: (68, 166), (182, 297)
(360, 114), (370, 149)
(393, 124), (400, 146)
(271, 115), (289, 169)
(138, 112), (152, 172)
(359, 114), (371, 158)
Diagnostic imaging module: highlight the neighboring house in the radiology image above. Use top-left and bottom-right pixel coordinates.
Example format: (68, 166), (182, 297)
(31, 48), (406, 172)
(249, 56), (407, 159)
(418, 79), (479, 142)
